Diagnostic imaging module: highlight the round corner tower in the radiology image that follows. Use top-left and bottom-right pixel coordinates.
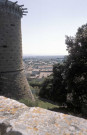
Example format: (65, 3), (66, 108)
(0, 0), (34, 100)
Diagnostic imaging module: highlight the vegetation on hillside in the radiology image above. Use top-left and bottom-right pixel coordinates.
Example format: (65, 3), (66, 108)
(39, 24), (87, 116)
(19, 98), (59, 110)
(22, 23), (87, 118)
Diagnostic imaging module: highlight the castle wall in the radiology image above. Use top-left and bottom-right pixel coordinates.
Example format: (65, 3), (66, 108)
(0, 13), (23, 72)
(0, 70), (33, 100)
(0, 1), (34, 100)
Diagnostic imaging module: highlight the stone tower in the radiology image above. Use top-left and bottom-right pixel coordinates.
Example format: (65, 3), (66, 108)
(0, 0), (34, 100)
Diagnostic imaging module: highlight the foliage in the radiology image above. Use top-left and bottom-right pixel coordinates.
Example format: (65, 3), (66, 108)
(39, 64), (67, 103)
(39, 75), (53, 100)
(30, 86), (40, 97)
(52, 63), (67, 102)
(28, 79), (43, 97)
(39, 24), (87, 114)
(29, 79), (42, 87)
(65, 24), (87, 110)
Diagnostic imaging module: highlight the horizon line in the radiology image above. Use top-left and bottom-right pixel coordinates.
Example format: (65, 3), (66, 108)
(23, 54), (68, 57)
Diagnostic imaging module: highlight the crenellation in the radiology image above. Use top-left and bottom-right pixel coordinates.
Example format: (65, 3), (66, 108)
(0, 1), (23, 18)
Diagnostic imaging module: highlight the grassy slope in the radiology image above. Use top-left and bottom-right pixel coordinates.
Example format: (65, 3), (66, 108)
(19, 98), (59, 110)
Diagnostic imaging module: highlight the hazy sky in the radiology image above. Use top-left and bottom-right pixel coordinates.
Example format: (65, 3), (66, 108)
(12, 0), (87, 55)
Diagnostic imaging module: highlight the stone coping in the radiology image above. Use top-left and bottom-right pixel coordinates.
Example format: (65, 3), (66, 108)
(0, 96), (87, 135)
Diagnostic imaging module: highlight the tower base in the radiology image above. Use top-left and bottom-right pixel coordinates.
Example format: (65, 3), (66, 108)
(0, 70), (34, 100)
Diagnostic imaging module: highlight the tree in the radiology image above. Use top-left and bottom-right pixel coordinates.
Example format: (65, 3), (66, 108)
(39, 63), (67, 103)
(52, 63), (67, 103)
(39, 23), (87, 115)
(39, 75), (53, 100)
(65, 24), (87, 110)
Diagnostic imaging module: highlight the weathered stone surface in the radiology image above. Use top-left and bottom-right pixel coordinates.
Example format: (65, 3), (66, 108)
(0, 0), (34, 100)
(0, 71), (34, 100)
(0, 96), (87, 135)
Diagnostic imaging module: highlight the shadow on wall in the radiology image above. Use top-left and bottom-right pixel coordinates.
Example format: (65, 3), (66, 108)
(0, 123), (22, 135)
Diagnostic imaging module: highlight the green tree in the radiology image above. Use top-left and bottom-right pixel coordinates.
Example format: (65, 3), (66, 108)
(39, 75), (53, 100)
(52, 63), (67, 103)
(39, 24), (87, 115)
(39, 63), (67, 103)
(65, 24), (87, 110)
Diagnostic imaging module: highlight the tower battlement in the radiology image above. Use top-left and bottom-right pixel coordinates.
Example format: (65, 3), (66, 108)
(0, 0), (27, 18)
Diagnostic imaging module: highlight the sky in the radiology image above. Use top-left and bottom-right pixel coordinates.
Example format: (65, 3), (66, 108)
(12, 0), (87, 56)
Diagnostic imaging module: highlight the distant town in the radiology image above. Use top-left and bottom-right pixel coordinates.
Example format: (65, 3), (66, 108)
(23, 55), (66, 80)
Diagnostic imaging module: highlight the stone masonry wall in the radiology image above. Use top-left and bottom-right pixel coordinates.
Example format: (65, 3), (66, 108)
(0, 12), (23, 72)
(0, 70), (34, 100)
(0, 6), (34, 100)
(0, 96), (87, 135)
